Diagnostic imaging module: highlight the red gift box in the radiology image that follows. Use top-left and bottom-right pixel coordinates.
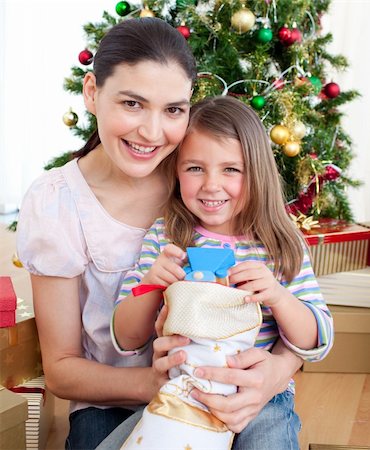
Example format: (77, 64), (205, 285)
(0, 277), (17, 327)
(303, 219), (370, 276)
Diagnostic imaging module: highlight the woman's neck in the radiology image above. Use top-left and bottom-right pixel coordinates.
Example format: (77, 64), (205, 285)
(76, 145), (167, 228)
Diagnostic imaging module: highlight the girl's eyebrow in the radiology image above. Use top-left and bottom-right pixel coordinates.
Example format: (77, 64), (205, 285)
(118, 90), (190, 107)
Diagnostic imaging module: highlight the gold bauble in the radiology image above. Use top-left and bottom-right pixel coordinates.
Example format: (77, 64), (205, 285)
(231, 7), (256, 33)
(270, 125), (290, 145)
(12, 252), (23, 268)
(283, 141), (301, 157)
(140, 6), (155, 17)
(291, 121), (306, 140)
(62, 109), (78, 127)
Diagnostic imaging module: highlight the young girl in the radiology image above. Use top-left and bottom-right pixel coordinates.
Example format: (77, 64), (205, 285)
(112, 96), (333, 449)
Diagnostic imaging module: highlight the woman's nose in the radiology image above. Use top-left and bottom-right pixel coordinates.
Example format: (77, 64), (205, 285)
(138, 113), (163, 142)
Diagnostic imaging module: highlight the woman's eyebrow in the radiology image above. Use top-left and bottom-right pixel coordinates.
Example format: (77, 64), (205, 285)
(118, 90), (190, 107)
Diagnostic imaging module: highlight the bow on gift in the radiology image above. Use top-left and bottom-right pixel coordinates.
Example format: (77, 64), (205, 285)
(289, 213), (319, 231)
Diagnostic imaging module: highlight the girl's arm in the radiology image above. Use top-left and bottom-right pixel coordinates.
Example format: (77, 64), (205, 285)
(113, 244), (186, 351)
(230, 260), (321, 350)
(32, 274), (186, 404)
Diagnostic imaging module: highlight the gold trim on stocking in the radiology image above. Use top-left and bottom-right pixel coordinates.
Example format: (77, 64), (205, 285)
(148, 392), (229, 433)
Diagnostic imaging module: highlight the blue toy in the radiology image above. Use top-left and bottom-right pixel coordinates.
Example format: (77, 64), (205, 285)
(184, 247), (235, 285)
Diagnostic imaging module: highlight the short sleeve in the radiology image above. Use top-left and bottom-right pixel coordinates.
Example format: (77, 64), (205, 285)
(17, 168), (88, 278)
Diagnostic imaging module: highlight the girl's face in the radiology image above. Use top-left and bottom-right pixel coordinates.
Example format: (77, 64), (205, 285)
(177, 128), (246, 235)
(84, 60), (192, 178)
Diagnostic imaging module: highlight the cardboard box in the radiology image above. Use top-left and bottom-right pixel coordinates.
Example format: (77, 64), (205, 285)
(11, 376), (55, 450)
(0, 298), (43, 388)
(303, 305), (370, 373)
(310, 445), (370, 449)
(317, 267), (370, 308)
(0, 386), (28, 450)
(303, 221), (370, 276)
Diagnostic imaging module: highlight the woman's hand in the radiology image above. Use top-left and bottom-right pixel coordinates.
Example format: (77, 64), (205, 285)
(190, 344), (302, 433)
(148, 306), (190, 396)
(229, 261), (286, 307)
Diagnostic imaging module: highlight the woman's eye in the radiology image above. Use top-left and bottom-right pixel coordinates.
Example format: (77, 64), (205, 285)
(167, 106), (184, 115)
(123, 100), (140, 108)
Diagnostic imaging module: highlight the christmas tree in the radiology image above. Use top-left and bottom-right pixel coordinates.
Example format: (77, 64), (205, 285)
(58, 0), (360, 222)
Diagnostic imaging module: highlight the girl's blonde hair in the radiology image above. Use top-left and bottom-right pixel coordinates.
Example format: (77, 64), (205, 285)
(164, 95), (304, 282)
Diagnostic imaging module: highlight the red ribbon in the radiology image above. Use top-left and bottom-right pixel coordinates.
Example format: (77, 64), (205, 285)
(9, 386), (46, 405)
(132, 284), (167, 297)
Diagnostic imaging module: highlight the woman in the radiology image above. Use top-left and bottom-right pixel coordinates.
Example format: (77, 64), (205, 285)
(17, 18), (303, 450)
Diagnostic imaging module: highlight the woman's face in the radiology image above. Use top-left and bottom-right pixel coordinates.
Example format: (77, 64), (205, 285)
(84, 60), (193, 178)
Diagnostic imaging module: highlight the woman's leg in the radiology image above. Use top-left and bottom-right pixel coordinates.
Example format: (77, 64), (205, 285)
(65, 407), (137, 450)
(95, 409), (144, 450)
(232, 390), (301, 450)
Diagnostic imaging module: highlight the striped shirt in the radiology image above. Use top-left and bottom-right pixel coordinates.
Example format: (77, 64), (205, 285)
(117, 217), (334, 364)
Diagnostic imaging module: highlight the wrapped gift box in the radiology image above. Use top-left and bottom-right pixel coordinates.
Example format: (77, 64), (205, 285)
(303, 305), (370, 373)
(0, 297), (43, 388)
(10, 376), (55, 450)
(303, 220), (370, 276)
(0, 386), (28, 450)
(0, 276), (17, 327)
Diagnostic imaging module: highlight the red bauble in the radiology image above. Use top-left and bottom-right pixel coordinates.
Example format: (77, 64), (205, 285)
(177, 25), (191, 39)
(78, 49), (93, 65)
(278, 26), (291, 44)
(323, 82), (341, 98)
(283, 27), (302, 46)
(272, 78), (285, 90)
(290, 27), (302, 43)
(324, 164), (341, 181)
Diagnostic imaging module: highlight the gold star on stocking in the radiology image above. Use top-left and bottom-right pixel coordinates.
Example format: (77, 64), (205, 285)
(213, 344), (221, 352)
(136, 436), (143, 444)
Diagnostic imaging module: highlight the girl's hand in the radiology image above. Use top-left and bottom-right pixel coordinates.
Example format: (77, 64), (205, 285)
(190, 347), (292, 433)
(142, 244), (186, 287)
(229, 261), (285, 307)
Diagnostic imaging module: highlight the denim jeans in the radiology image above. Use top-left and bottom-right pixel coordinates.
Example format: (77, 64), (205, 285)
(96, 390), (301, 450)
(65, 406), (137, 450)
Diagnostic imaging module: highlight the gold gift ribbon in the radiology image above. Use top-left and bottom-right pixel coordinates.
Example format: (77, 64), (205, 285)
(289, 213), (319, 231)
(148, 392), (229, 433)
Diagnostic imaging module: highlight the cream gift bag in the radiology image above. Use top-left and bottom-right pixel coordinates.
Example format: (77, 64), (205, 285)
(121, 277), (262, 450)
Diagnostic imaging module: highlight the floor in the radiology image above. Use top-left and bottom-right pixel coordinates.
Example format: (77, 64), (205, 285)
(44, 372), (370, 450)
(1, 220), (369, 450)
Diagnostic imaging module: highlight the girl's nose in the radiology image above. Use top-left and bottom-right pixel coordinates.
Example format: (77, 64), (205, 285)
(138, 113), (163, 142)
(202, 174), (221, 192)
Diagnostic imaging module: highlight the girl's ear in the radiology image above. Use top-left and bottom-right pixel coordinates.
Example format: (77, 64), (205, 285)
(83, 72), (97, 115)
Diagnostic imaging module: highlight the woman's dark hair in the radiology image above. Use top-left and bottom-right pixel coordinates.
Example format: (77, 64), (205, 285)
(74, 17), (197, 158)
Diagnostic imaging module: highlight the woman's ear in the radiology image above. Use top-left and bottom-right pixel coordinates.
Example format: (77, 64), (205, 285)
(83, 72), (97, 115)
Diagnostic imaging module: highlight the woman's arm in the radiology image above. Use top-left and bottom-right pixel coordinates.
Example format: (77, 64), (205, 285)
(189, 340), (302, 433)
(31, 274), (186, 405)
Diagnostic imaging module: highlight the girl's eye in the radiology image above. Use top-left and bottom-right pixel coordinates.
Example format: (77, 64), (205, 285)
(187, 166), (202, 172)
(225, 167), (242, 173)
